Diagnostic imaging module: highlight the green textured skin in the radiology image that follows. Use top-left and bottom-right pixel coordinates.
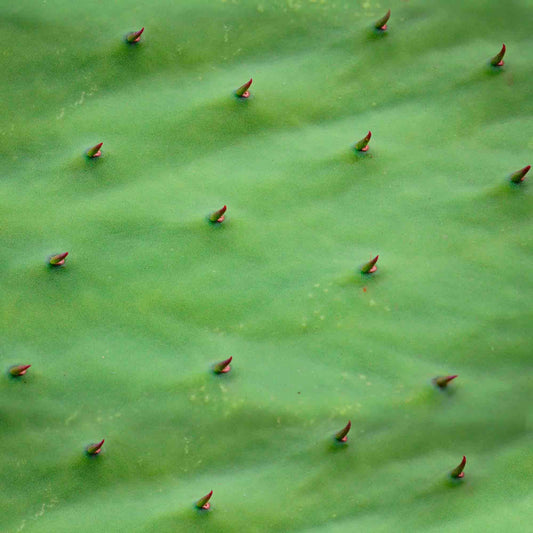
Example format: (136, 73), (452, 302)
(1, 1), (532, 532)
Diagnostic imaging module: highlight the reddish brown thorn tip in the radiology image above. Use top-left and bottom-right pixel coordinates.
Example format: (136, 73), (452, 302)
(374, 9), (391, 31)
(361, 255), (379, 274)
(433, 375), (458, 388)
(9, 364), (31, 377)
(490, 44), (506, 67)
(450, 456), (466, 479)
(126, 27), (144, 43)
(354, 131), (372, 152)
(510, 165), (530, 184)
(213, 356), (232, 374)
(235, 78), (253, 98)
(209, 205), (227, 223)
(196, 490), (213, 510)
(86, 439), (105, 456)
(86, 142), (103, 158)
(334, 420), (352, 442)
(49, 252), (69, 266)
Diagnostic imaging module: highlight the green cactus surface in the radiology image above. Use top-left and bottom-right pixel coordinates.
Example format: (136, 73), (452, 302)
(1, 1), (532, 532)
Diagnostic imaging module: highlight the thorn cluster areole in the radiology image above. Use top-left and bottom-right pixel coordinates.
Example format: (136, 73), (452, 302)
(450, 456), (467, 479)
(195, 490), (213, 510)
(354, 131), (372, 152)
(334, 421), (352, 442)
(86, 143), (103, 158)
(213, 356), (232, 374)
(360, 255), (379, 274)
(510, 165), (530, 184)
(125, 27), (144, 43)
(86, 439), (105, 456)
(9, 364), (32, 377)
(490, 44), (506, 67)
(235, 78), (253, 98)
(433, 375), (458, 388)
(208, 205), (227, 223)
(374, 9), (391, 31)
(49, 252), (69, 266)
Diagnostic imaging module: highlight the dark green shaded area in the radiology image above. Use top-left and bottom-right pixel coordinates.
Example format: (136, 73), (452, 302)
(1, 0), (532, 531)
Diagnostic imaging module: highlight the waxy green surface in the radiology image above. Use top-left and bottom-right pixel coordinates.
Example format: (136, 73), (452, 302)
(1, 1), (532, 531)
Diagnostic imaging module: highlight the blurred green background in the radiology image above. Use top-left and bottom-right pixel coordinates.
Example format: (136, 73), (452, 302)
(1, 0), (531, 531)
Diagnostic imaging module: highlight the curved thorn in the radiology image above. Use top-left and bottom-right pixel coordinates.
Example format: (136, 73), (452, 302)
(490, 44), (506, 67)
(86, 142), (103, 158)
(374, 9), (391, 30)
(209, 205), (227, 223)
(450, 456), (466, 479)
(510, 165), (530, 184)
(213, 356), (232, 374)
(235, 78), (253, 98)
(433, 375), (458, 388)
(49, 252), (69, 266)
(126, 27), (144, 43)
(334, 420), (351, 442)
(354, 131), (372, 152)
(361, 255), (379, 274)
(86, 439), (105, 455)
(9, 364), (32, 377)
(196, 490), (213, 510)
